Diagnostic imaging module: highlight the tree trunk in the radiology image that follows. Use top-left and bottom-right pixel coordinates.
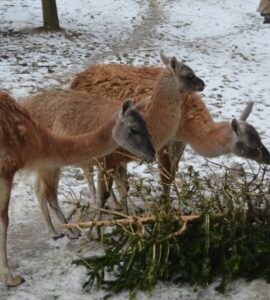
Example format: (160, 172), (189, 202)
(41, 0), (60, 29)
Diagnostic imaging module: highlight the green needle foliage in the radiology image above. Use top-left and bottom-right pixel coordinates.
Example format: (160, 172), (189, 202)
(73, 163), (270, 298)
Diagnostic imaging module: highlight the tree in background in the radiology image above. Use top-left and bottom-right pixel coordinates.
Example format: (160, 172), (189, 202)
(42, 0), (60, 29)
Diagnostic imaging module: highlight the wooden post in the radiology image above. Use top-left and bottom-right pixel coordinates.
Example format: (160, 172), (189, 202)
(41, 0), (60, 29)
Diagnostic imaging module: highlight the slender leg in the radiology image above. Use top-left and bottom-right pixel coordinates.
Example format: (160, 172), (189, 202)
(36, 168), (80, 239)
(81, 164), (97, 206)
(93, 163), (113, 243)
(157, 141), (186, 196)
(35, 169), (63, 239)
(264, 16), (270, 24)
(110, 189), (122, 210)
(96, 165), (114, 209)
(157, 145), (172, 196)
(0, 175), (24, 286)
(114, 164), (129, 214)
(95, 159), (126, 211)
(168, 141), (186, 174)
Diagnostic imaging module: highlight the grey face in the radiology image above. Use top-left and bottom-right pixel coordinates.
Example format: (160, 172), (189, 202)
(113, 100), (155, 162)
(160, 52), (205, 93)
(231, 119), (270, 164)
(178, 64), (205, 92)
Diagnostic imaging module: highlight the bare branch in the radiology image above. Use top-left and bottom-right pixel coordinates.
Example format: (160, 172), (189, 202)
(60, 215), (200, 229)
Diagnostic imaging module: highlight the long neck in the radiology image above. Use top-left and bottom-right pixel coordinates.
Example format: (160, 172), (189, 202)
(146, 69), (182, 150)
(175, 94), (235, 157)
(29, 118), (117, 168)
(186, 122), (235, 157)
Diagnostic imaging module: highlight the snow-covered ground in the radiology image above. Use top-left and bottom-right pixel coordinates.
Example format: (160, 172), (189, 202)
(0, 0), (270, 299)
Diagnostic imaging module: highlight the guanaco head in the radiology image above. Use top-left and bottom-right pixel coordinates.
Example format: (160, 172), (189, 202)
(160, 51), (205, 93)
(231, 102), (270, 164)
(113, 99), (155, 162)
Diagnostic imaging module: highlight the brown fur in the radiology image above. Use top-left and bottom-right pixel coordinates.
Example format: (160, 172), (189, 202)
(175, 93), (233, 157)
(25, 78), (181, 149)
(257, 0), (270, 15)
(71, 64), (159, 102)
(71, 64), (232, 157)
(24, 90), (119, 134)
(0, 92), (44, 175)
(0, 91), (123, 171)
(70, 63), (269, 205)
(70, 65), (186, 163)
(71, 64), (183, 148)
(0, 91), (154, 287)
(71, 66), (227, 198)
(23, 69), (180, 213)
(22, 55), (205, 236)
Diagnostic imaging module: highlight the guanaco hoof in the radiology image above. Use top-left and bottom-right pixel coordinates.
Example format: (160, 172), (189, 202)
(52, 233), (65, 240)
(6, 275), (25, 287)
(263, 16), (270, 23)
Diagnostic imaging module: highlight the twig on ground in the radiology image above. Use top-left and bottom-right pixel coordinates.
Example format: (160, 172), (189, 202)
(60, 214), (200, 229)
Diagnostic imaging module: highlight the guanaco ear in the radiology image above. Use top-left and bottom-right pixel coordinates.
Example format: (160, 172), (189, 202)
(231, 119), (241, 136)
(121, 99), (133, 116)
(169, 56), (178, 71)
(160, 51), (170, 65)
(17, 125), (27, 137)
(135, 96), (152, 110)
(240, 101), (254, 121)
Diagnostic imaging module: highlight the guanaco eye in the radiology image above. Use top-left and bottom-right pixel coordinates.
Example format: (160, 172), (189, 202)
(130, 126), (139, 134)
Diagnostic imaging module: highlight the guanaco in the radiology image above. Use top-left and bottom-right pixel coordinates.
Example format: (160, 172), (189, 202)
(70, 63), (270, 210)
(22, 52), (205, 231)
(0, 91), (155, 286)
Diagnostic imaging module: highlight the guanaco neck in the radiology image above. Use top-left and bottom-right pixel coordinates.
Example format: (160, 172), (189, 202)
(28, 118), (117, 168)
(175, 94), (236, 157)
(146, 69), (182, 150)
(184, 122), (235, 157)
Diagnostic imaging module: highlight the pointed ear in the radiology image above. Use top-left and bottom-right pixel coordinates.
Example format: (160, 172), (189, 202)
(160, 51), (170, 65)
(135, 95), (152, 110)
(121, 99), (133, 116)
(169, 56), (178, 71)
(240, 101), (254, 121)
(231, 119), (241, 136)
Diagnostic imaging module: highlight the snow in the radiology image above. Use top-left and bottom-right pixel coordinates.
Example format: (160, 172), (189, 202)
(0, 0), (270, 299)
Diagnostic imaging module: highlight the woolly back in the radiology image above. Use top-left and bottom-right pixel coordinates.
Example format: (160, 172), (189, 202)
(23, 90), (119, 135)
(0, 92), (43, 167)
(71, 64), (161, 103)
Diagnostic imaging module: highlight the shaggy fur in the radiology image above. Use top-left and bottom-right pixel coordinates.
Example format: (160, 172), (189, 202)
(70, 64), (159, 101)
(0, 92), (44, 175)
(257, 0), (270, 15)
(23, 55), (205, 234)
(0, 91), (154, 287)
(70, 63), (270, 203)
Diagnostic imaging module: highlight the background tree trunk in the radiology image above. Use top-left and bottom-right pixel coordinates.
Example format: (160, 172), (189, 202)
(41, 0), (60, 29)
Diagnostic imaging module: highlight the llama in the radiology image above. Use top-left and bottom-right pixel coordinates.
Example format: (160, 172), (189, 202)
(71, 63), (270, 209)
(0, 91), (155, 286)
(22, 52), (205, 231)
